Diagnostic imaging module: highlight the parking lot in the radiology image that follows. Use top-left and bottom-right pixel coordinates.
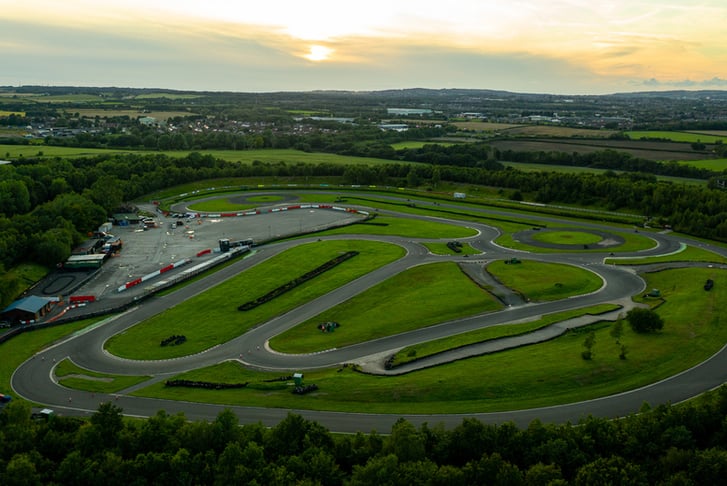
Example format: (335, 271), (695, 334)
(28, 200), (367, 320)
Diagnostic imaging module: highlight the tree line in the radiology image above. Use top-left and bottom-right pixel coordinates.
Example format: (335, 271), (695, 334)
(2, 386), (727, 485)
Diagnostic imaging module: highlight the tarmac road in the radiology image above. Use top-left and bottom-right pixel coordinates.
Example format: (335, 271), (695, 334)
(11, 195), (727, 433)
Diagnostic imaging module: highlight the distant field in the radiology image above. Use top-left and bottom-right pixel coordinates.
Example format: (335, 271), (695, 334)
(675, 158), (727, 171)
(25, 94), (104, 103)
(0, 110), (25, 117)
(133, 93), (203, 100)
(0, 145), (417, 166)
(492, 138), (710, 161)
(452, 121), (522, 131)
(391, 141), (456, 149)
(499, 161), (707, 185)
(627, 130), (727, 143)
(72, 109), (196, 120)
(503, 125), (618, 138)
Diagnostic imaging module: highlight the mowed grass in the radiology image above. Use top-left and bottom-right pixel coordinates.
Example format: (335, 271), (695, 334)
(531, 230), (604, 245)
(499, 226), (656, 253)
(136, 267), (727, 413)
(246, 195), (286, 203)
(269, 262), (503, 353)
(606, 244), (727, 265)
(187, 199), (257, 212)
(391, 141), (456, 149)
(0, 145), (417, 167)
(0, 318), (103, 394)
(486, 260), (603, 302)
(422, 242), (480, 255)
(389, 303), (621, 367)
(105, 240), (405, 359)
(676, 158), (727, 171)
(310, 214), (478, 239)
(626, 130), (727, 143)
(55, 358), (150, 394)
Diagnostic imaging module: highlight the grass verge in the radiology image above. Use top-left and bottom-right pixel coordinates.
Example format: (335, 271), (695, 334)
(389, 303), (621, 367)
(606, 244), (727, 265)
(0, 318), (103, 395)
(135, 267), (726, 413)
(269, 262), (503, 353)
(422, 242), (481, 255)
(55, 358), (150, 394)
(104, 240), (405, 360)
(486, 260), (603, 302)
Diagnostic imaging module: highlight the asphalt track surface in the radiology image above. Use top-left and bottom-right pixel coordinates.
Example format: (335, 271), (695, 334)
(12, 193), (727, 433)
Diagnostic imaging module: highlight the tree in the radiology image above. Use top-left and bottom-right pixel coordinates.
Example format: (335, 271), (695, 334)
(582, 331), (596, 360)
(610, 318), (624, 344)
(627, 308), (664, 333)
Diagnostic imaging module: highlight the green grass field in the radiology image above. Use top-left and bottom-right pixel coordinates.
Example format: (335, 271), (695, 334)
(498, 226), (656, 253)
(389, 304), (621, 367)
(675, 158), (727, 171)
(626, 130), (727, 144)
(422, 242), (480, 255)
(187, 199), (257, 212)
(486, 260), (603, 302)
(269, 262), (503, 353)
(530, 230), (604, 246)
(105, 240), (406, 359)
(55, 358), (150, 394)
(0, 144), (413, 167)
(391, 141), (456, 149)
(309, 214), (478, 239)
(132, 267), (727, 413)
(0, 318), (103, 394)
(606, 244), (727, 265)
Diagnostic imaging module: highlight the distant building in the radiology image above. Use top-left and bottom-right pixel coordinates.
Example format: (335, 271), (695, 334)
(378, 124), (409, 132)
(387, 108), (433, 116)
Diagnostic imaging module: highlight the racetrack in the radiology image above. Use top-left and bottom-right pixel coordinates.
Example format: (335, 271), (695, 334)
(11, 193), (727, 433)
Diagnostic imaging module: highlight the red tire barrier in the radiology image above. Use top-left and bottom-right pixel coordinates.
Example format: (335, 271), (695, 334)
(196, 248), (212, 257)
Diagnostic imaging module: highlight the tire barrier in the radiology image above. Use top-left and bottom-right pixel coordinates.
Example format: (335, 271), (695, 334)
(203, 204), (369, 218)
(164, 379), (249, 390)
(238, 251), (359, 311)
(117, 258), (191, 292)
(292, 384), (319, 395)
(196, 248), (212, 257)
(447, 241), (463, 253)
(160, 335), (187, 346)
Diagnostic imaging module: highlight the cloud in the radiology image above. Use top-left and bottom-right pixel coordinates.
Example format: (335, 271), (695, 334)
(640, 77), (727, 88)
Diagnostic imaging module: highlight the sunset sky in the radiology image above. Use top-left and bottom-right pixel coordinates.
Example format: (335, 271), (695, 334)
(2, 0), (727, 94)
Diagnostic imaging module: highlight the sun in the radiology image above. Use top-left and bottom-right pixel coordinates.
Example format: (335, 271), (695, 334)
(304, 45), (333, 62)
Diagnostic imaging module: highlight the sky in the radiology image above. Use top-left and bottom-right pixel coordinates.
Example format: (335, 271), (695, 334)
(2, 0), (727, 95)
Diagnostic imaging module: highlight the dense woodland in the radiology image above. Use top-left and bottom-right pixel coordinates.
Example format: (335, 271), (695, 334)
(2, 387), (727, 485)
(2, 147), (727, 308)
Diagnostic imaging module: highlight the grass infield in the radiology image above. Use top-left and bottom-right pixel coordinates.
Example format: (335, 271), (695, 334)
(269, 262), (503, 353)
(422, 242), (481, 255)
(104, 240), (405, 360)
(530, 230), (604, 246)
(134, 267), (727, 414)
(486, 260), (603, 302)
(55, 358), (150, 394)
(389, 303), (621, 367)
(606, 245), (727, 265)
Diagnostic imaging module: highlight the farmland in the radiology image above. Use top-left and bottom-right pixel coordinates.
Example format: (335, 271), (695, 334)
(491, 138), (712, 161)
(626, 130), (727, 144)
